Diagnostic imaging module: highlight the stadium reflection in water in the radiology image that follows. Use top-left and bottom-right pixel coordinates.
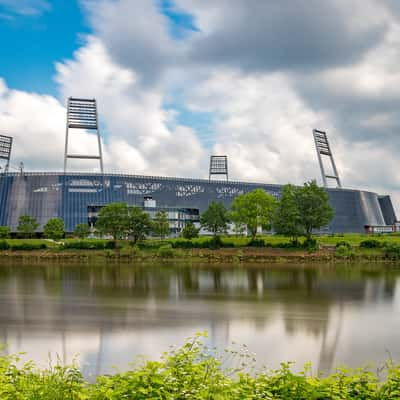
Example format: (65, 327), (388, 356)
(0, 262), (400, 379)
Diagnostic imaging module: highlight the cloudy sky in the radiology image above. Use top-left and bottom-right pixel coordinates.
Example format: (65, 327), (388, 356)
(0, 0), (399, 209)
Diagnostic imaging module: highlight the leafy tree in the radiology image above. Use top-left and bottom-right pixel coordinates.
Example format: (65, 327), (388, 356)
(17, 215), (39, 238)
(181, 221), (199, 239)
(296, 180), (334, 240)
(43, 218), (65, 240)
(230, 189), (276, 240)
(153, 210), (170, 239)
(95, 202), (130, 240)
(200, 202), (230, 237)
(74, 223), (91, 239)
(128, 206), (153, 244)
(273, 184), (303, 244)
(0, 226), (10, 239)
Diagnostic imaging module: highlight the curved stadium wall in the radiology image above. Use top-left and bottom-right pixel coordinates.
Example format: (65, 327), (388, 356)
(0, 172), (396, 233)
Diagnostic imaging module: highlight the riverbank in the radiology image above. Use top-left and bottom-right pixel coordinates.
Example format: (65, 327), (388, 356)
(0, 245), (396, 263)
(0, 235), (399, 263)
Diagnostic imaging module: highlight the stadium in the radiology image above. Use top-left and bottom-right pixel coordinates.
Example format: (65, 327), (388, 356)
(0, 98), (397, 234)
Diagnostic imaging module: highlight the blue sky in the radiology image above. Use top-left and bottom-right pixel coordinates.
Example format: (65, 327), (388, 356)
(0, 1), (90, 95)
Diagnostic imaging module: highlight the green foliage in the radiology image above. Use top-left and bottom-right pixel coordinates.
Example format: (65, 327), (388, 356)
(128, 206), (153, 244)
(1, 335), (400, 398)
(230, 189), (276, 239)
(383, 243), (400, 260)
(335, 240), (352, 249)
(74, 223), (91, 239)
(43, 217), (65, 240)
(152, 210), (170, 239)
(0, 226), (10, 239)
(200, 201), (230, 236)
(10, 242), (47, 251)
(181, 221), (199, 239)
(247, 238), (266, 247)
(360, 239), (382, 248)
(61, 240), (116, 250)
(336, 244), (356, 258)
(0, 240), (10, 250)
(295, 180), (334, 240)
(273, 184), (303, 242)
(16, 215), (39, 238)
(158, 244), (174, 257)
(95, 202), (130, 240)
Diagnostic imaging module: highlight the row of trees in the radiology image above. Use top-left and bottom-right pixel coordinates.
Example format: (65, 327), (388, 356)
(200, 181), (334, 241)
(0, 180), (333, 243)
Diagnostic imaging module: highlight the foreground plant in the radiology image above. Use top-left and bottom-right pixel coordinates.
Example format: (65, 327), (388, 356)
(0, 334), (400, 399)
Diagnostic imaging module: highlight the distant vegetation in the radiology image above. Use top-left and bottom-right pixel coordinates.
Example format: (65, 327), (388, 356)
(0, 333), (400, 399)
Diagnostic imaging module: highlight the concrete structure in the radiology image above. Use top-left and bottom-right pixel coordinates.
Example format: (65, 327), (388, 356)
(0, 171), (396, 233)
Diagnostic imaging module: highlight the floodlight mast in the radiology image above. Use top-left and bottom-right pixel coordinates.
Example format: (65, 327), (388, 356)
(64, 97), (104, 173)
(312, 129), (342, 188)
(0, 134), (13, 173)
(209, 155), (228, 181)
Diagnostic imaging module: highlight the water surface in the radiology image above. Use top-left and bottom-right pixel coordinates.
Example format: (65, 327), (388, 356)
(0, 261), (399, 379)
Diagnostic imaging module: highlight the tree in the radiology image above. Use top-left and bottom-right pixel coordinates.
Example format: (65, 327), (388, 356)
(230, 189), (276, 240)
(295, 180), (334, 240)
(273, 184), (303, 244)
(95, 203), (130, 240)
(181, 221), (199, 239)
(17, 215), (39, 238)
(0, 226), (10, 239)
(43, 218), (65, 240)
(200, 202), (230, 236)
(128, 206), (153, 244)
(153, 210), (170, 239)
(74, 223), (91, 239)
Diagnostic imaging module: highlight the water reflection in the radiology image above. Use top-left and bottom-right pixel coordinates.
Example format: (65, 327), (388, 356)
(0, 262), (399, 378)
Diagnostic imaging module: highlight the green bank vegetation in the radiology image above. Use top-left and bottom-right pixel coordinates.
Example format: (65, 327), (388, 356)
(1, 333), (400, 399)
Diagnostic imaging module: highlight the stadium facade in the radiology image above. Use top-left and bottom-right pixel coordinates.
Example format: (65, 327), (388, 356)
(0, 171), (397, 234)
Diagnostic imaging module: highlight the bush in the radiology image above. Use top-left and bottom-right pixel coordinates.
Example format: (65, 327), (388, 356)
(335, 240), (352, 249)
(181, 221), (199, 239)
(10, 242), (47, 251)
(0, 226), (10, 239)
(171, 240), (194, 249)
(335, 244), (356, 259)
(383, 243), (400, 260)
(158, 244), (174, 257)
(0, 240), (10, 250)
(120, 246), (141, 257)
(303, 237), (319, 252)
(247, 238), (266, 247)
(360, 239), (382, 249)
(61, 240), (111, 250)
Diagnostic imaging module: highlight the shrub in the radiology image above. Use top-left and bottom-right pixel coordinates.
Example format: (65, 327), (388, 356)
(171, 240), (194, 249)
(335, 244), (356, 259)
(247, 238), (266, 247)
(10, 242), (47, 251)
(360, 239), (382, 249)
(335, 240), (352, 249)
(383, 243), (400, 260)
(158, 244), (174, 257)
(74, 223), (91, 239)
(181, 222), (199, 239)
(0, 240), (10, 250)
(43, 217), (64, 240)
(62, 240), (110, 250)
(303, 237), (319, 252)
(0, 226), (10, 239)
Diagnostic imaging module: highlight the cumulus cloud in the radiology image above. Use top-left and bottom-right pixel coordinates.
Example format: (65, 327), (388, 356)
(1, 0), (399, 213)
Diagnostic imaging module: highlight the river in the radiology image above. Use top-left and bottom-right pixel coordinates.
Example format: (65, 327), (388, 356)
(0, 261), (399, 379)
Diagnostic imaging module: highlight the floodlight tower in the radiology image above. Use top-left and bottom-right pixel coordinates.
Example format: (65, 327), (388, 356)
(64, 97), (104, 173)
(0, 134), (13, 173)
(312, 129), (342, 188)
(209, 155), (228, 181)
